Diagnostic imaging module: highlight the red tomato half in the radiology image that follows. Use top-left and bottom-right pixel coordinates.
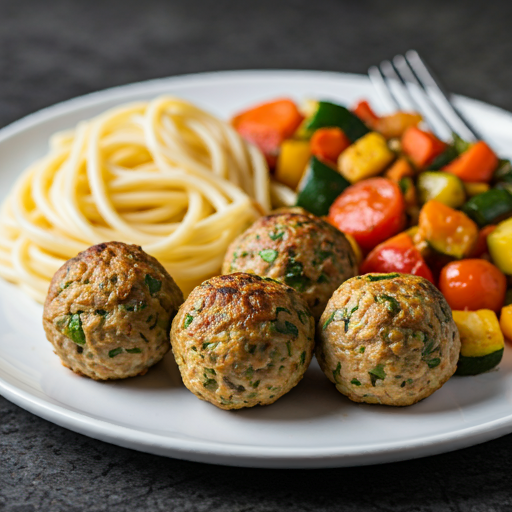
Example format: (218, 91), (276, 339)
(328, 178), (406, 251)
(439, 259), (506, 313)
(360, 232), (434, 283)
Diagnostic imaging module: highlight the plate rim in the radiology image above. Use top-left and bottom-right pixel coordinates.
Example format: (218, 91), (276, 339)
(1, 69), (512, 468)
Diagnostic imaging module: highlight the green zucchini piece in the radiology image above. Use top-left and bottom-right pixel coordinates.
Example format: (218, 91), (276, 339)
(452, 132), (471, 155)
(302, 101), (370, 141)
(428, 146), (458, 170)
(462, 188), (512, 227)
(455, 348), (504, 376)
(296, 156), (350, 217)
(417, 171), (466, 208)
(493, 159), (512, 183)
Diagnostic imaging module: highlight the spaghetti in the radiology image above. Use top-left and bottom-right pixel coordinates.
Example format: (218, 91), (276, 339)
(0, 97), (274, 302)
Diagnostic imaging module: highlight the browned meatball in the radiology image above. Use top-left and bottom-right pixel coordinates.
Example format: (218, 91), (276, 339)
(316, 273), (460, 406)
(222, 208), (357, 320)
(43, 242), (184, 380)
(171, 273), (315, 410)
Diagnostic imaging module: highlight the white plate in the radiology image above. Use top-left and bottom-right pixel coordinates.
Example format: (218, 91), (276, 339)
(1, 70), (512, 469)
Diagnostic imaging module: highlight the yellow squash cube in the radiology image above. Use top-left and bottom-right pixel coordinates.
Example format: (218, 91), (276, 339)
(275, 139), (311, 190)
(338, 132), (395, 183)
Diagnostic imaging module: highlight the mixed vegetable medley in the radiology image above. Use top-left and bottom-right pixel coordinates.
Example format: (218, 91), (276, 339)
(232, 97), (512, 377)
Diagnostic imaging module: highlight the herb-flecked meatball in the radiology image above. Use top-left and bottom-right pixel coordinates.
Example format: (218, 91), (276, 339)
(316, 273), (460, 406)
(43, 242), (184, 380)
(170, 273), (315, 410)
(222, 208), (357, 320)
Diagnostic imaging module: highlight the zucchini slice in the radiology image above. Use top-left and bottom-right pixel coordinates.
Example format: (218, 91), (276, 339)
(417, 171), (466, 208)
(488, 217), (512, 274)
(296, 156), (350, 217)
(301, 101), (370, 142)
(428, 146), (458, 170)
(462, 188), (512, 227)
(452, 309), (505, 376)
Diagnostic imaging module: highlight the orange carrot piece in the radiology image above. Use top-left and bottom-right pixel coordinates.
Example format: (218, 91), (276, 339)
(231, 98), (304, 167)
(352, 100), (379, 125)
(385, 158), (415, 182)
(374, 112), (422, 139)
(443, 141), (498, 183)
(401, 126), (446, 168)
(310, 127), (351, 164)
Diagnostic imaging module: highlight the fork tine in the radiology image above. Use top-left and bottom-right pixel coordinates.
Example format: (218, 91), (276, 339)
(405, 50), (481, 141)
(378, 60), (416, 112)
(392, 55), (452, 140)
(368, 65), (399, 113)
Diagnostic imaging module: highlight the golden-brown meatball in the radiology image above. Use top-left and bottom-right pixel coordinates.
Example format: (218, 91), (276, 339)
(316, 273), (460, 406)
(171, 273), (315, 410)
(222, 208), (357, 320)
(43, 242), (184, 380)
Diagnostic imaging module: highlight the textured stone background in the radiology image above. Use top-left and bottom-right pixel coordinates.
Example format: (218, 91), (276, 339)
(1, 0), (512, 510)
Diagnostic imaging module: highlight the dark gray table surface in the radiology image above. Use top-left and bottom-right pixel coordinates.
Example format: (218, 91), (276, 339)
(2, 1), (512, 510)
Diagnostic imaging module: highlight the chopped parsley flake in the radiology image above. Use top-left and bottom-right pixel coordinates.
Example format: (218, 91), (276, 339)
(269, 230), (284, 241)
(259, 249), (278, 263)
(184, 314), (194, 329)
(286, 340), (292, 357)
(272, 320), (299, 337)
(108, 348), (123, 358)
(359, 346), (365, 353)
(298, 310), (309, 325)
(284, 257), (311, 292)
(63, 313), (86, 346)
(426, 358), (441, 369)
(375, 295), (401, 315)
(368, 364), (386, 386)
(333, 362), (341, 383)
(126, 348), (142, 354)
(145, 274), (162, 295)
(204, 367), (216, 375)
(203, 378), (218, 391)
(366, 273), (400, 282)
(300, 351), (306, 365)
(351, 378), (361, 386)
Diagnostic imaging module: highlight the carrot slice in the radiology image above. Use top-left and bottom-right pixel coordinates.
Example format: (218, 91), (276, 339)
(385, 158), (415, 183)
(360, 232), (434, 283)
(310, 127), (351, 164)
(328, 177), (406, 251)
(401, 126), (446, 168)
(231, 98), (304, 167)
(443, 141), (498, 182)
(352, 100), (379, 125)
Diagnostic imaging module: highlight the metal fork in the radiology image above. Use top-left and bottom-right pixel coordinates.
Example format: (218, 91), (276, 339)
(368, 50), (482, 142)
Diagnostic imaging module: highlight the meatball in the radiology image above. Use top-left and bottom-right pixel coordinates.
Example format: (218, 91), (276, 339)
(43, 242), (184, 380)
(170, 273), (315, 410)
(222, 208), (357, 320)
(316, 273), (460, 406)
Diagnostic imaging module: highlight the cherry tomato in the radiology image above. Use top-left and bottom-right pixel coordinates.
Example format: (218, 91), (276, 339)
(360, 232), (434, 283)
(439, 259), (506, 313)
(328, 177), (406, 251)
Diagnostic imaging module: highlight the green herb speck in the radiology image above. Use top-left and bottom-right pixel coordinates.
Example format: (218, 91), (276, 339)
(145, 274), (162, 295)
(286, 340), (292, 357)
(351, 378), (361, 386)
(126, 348), (142, 354)
(203, 378), (218, 391)
(427, 358), (441, 369)
(369, 364), (386, 386)
(184, 314), (194, 329)
(366, 273), (400, 282)
(269, 230), (284, 241)
(375, 295), (401, 315)
(63, 313), (86, 346)
(259, 249), (278, 263)
(300, 351), (306, 365)
(333, 362), (341, 383)
(109, 348), (123, 358)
